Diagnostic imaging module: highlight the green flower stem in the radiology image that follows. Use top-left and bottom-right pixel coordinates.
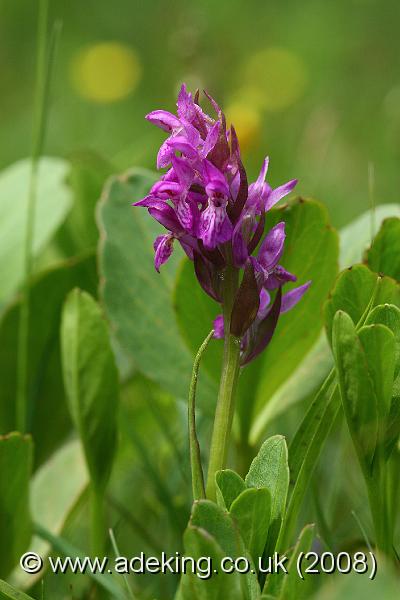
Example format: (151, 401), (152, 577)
(206, 262), (240, 501)
(91, 485), (107, 556)
(188, 330), (214, 501)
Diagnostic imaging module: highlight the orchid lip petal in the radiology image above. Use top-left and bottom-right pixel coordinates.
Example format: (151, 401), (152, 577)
(157, 138), (174, 168)
(153, 234), (174, 272)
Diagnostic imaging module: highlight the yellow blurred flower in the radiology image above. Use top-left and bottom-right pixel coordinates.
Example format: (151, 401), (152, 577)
(225, 102), (261, 152)
(71, 42), (141, 103)
(244, 47), (307, 111)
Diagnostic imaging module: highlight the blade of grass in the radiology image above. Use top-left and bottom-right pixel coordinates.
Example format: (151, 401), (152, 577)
(107, 495), (163, 555)
(16, 0), (62, 431)
(109, 528), (136, 600)
(34, 523), (127, 600)
(368, 161), (376, 242)
(351, 509), (373, 553)
(0, 578), (35, 600)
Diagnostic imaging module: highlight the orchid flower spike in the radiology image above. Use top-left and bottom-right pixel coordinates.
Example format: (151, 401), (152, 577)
(133, 84), (310, 364)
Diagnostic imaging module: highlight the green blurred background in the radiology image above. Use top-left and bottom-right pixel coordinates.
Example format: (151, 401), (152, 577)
(1, 0), (399, 227)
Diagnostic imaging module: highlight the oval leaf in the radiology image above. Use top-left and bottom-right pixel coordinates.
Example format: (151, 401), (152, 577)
(61, 289), (119, 491)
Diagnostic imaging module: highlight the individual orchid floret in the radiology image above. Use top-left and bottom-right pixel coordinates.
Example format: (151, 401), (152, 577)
(133, 85), (310, 364)
(248, 157), (298, 213)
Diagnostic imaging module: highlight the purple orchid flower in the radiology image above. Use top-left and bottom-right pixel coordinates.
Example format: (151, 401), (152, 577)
(133, 85), (310, 364)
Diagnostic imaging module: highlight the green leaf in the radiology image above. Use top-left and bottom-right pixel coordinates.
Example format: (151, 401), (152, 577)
(188, 500), (260, 600)
(97, 169), (217, 408)
(366, 217), (400, 281)
(0, 254), (97, 468)
(276, 524), (314, 600)
(215, 469), (246, 510)
(230, 488), (271, 565)
(0, 579), (35, 600)
(333, 312), (395, 471)
(61, 289), (119, 491)
(255, 332), (333, 428)
(324, 264), (400, 345)
(245, 435), (289, 554)
(0, 157), (72, 308)
(11, 439), (88, 589)
(365, 304), (400, 376)
(249, 199), (338, 443)
(57, 152), (115, 256)
(358, 325), (396, 420)
(174, 259), (222, 382)
(365, 304), (400, 456)
(180, 526), (243, 600)
(0, 433), (32, 578)
(190, 500), (243, 557)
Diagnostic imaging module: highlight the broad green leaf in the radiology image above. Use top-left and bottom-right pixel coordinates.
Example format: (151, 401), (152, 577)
(333, 312), (395, 471)
(230, 487), (271, 565)
(0, 157), (72, 308)
(61, 289), (119, 491)
(365, 304), (400, 456)
(174, 259), (222, 382)
(97, 169), (217, 408)
(277, 524), (314, 600)
(180, 526), (243, 600)
(11, 440), (88, 589)
(366, 217), (400, 281)
(0, 579), (34, 600)
(249, 199), (338, 441)
(255, 332), (333, 429)
(245, 435), (289, 555)
(365, 304), (400, 376)
(0, 433), (32, 578)
(358, 325), (396, 420)
(189, 500), (260, 600)
(215, 469), (246, 510)
(324, 264), (400, 345)
(190, 500), (244, 557)
(57, 152), (115, 256)
(0, 254), (97, 468)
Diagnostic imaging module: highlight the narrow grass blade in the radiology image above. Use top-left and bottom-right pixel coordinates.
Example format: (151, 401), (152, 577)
(34, 523), (127, 600)
(109, 529), (136, 600)
(0, 579), (35, 600)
